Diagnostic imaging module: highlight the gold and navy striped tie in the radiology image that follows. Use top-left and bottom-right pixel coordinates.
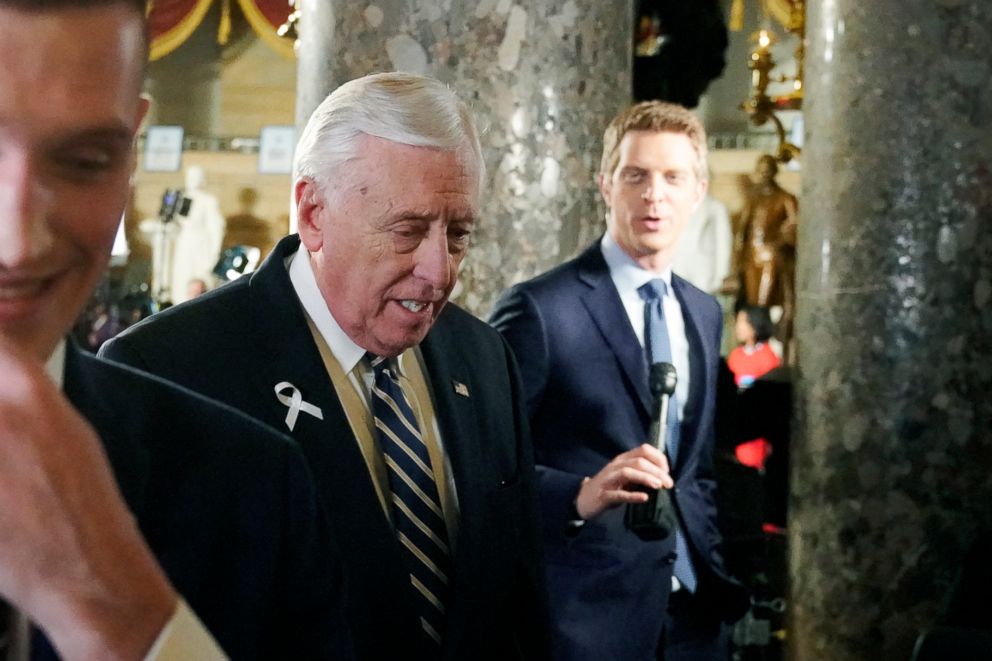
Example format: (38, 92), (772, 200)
(369, 355), (451, 649)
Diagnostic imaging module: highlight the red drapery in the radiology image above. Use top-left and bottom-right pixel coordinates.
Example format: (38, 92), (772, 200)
(235, 0), (295, 59)
(148, 0), (295, 61)
(148, 0), (213, 61)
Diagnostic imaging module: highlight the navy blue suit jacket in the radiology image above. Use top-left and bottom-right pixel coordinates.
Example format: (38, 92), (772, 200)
(53, 343), (352, 660)
(101, 234), (550, 661)
(491, 241), (748, 661)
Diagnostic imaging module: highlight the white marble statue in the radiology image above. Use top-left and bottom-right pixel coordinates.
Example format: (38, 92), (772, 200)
(671, 194), (732, 295)
(170, 166), (225, 304)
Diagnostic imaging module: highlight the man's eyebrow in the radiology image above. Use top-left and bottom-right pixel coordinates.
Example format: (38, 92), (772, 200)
(383, 209), (476, 228)
(49, 125), (134, 148)
(391, 209), (435, 221)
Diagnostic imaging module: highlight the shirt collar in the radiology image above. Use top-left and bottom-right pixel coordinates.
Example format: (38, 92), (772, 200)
(45, 339), (67, 390)
(287, 248), (411, 376)
(599, 232), (673, 297)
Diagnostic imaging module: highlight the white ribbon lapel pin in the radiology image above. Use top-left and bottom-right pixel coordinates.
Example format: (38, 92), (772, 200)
(274, 381), (323, 432)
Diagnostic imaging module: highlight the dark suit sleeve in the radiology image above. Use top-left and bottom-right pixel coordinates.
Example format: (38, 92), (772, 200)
(498, 333), (554, 661)
(490, 286), (586, 546)
(694, 301), (724, 554)
(489, 285), (549, 415)
(100, 333), (151, 371)
(691, 297), (749, 619)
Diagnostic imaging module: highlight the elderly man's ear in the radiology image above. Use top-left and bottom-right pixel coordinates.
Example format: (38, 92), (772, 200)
(295, 178), (325, 252)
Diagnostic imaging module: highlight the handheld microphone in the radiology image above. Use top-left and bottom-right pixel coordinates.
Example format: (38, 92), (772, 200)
(624, 362), (678, 540)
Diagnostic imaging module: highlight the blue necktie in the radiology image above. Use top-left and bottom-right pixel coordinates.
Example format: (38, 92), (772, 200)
(369, 355), (451, 648)
(637, 280), (698, 593)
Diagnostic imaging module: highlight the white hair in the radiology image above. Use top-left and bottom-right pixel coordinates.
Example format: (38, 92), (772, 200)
(293, 72), (485, 198)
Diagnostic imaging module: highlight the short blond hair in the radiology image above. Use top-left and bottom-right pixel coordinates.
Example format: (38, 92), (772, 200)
(599, 101), (708, 181)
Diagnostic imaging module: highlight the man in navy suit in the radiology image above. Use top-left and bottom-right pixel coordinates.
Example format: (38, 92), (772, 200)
(103, 72), (549, 661)
(0, 1), (350, 658)
(491, 101), (749, 660)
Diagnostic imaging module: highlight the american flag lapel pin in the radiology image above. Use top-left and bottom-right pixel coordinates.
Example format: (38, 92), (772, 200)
(453, 380), (470, 397)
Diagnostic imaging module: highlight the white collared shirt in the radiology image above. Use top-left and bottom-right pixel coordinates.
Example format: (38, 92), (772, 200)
(599, 233), (691, 419)
(286, 248), (459, 515)
(287, 247), (391, 401)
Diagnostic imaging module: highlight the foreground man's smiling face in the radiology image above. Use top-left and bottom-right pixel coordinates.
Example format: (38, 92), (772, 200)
(0, 3), (147, 360)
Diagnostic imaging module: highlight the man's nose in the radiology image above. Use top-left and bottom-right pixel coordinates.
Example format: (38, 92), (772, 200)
(640, 173), (667, 203)
(0, 150), (54, 267)
(412, 229), (451, 291)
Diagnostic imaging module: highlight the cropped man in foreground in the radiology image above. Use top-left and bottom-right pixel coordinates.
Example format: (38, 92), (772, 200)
(0, 1), (351, 657)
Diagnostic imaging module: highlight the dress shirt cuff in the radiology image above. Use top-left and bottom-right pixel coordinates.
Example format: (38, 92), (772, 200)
(144, 600), (227, 661)
(566, 478), (587, 530)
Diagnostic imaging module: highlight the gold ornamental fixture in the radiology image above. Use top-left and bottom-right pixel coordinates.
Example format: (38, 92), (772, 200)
(732, 0), (805, 163)
(276, 0), (301, 53)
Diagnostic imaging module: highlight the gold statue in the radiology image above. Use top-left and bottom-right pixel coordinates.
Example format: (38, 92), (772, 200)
(724, 155), (798, 349)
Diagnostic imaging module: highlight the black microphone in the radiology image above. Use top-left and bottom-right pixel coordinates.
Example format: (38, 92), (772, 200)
(624, 362), (678, 540)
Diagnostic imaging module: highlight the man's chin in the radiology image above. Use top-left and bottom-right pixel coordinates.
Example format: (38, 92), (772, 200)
(0, 324), (63, 362)
(366, 326), (430, 358)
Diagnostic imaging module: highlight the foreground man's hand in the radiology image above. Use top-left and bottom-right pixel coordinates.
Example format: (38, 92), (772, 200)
(0, 346), (178, 660)
(575, 444), (674, 521)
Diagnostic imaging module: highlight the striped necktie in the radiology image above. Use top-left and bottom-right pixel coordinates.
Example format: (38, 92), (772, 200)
(368, 355), (451, 649)
(637, 279), (698, 593)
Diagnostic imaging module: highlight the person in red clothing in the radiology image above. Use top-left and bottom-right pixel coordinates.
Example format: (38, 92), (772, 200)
(727, 305), (780, 388)
(727, 306), (780, 470)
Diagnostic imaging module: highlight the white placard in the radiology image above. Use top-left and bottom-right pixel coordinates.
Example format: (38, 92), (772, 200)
(258, 125), (296, 174)
(143, 125), (184, 172)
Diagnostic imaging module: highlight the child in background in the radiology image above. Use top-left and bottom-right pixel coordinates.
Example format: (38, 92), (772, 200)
(727, 305), (780, 387)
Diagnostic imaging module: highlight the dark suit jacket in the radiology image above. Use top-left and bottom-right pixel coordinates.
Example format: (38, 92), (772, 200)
(490, 241), (749, 661)
(54, 343), (351, 660)
(101, 234), (549, 661)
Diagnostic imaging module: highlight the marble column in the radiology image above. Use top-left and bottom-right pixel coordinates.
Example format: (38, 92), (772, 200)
(792, 1), (992, 659)
(295, 0), (632, 316)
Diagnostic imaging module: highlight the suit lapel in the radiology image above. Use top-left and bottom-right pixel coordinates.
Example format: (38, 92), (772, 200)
(575, 245), (652, 418)
(245, 237), (351, 450)
(244, 236), (431, 650)
(243, 236), (407, 567)
(670, 276), (710, 475)
(417, 315), (486, 551)
(416, 313), (489, 653)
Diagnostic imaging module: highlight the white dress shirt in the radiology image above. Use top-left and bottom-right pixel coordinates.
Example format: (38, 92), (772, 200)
(286, 248), (460, 517)
(600, 233), (691, 420)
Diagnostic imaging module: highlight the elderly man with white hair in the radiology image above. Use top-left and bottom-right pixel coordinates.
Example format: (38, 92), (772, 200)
(103, 72), (549, 661)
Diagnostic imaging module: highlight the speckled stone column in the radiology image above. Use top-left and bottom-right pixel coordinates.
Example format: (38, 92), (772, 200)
(296, 0), (632, 315)
(792, 1), (992, 659)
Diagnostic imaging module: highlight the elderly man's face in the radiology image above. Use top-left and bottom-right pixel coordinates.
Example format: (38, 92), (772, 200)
(298, 134), (478, 357)
(0, 3), (147, 360)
